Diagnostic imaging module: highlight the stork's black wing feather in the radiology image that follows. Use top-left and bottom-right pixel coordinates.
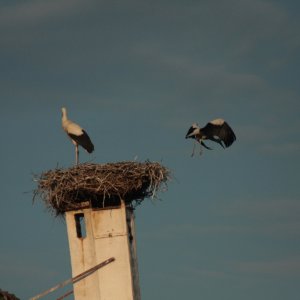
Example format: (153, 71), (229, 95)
(201, 140), (213, 150)
(68, 130), (94, 153)
(218, 122), (236, 147)
(201, 121), (236, 148)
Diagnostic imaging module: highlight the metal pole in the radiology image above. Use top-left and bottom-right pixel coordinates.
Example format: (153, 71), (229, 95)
(29, 257), (115, 300)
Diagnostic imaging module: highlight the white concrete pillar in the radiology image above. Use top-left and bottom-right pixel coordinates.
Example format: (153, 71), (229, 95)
(65, 201), (141, 300)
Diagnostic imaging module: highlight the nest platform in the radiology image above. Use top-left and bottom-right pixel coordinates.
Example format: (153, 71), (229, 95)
(34, 161), (170, 216)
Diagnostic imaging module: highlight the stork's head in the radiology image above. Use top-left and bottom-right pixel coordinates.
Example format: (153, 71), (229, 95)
(185, 123), (200, 139)
(61, 107), (67, 118)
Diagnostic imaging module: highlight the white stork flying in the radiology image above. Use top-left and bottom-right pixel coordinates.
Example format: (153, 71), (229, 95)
(185, 118), (236, 156)
(61, 107), (94, 165)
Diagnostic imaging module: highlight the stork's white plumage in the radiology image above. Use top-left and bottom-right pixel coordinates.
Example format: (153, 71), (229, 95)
(61, 107), (94, 165)
(185, 118), (236, 156)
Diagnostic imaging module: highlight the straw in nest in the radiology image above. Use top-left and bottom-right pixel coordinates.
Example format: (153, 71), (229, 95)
(34, 161), (170, 216)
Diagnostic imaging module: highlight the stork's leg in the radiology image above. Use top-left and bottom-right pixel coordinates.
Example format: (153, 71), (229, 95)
(199, 140), (203, 156)
(75, 144), (79, 165)
(191, 140), (196, 157)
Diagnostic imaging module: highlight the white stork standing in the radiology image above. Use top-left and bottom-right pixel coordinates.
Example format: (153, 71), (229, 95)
(185, 118), (236, 156)
(61, 107), (94, 165)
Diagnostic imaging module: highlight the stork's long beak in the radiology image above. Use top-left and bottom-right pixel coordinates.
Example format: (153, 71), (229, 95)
(185, 132), (195, 139)
(185, 126), (196, 139)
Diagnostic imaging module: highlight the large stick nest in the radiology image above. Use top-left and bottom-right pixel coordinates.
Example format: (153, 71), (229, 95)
(34, 161), (170, 216)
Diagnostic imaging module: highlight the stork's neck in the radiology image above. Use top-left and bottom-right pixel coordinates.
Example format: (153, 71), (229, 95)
(61, 108), (68, 122)
(62, 113), (68, 122)
(195, 127), (201, 135)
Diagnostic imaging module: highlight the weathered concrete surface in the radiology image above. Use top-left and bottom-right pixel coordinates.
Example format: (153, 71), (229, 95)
(66, 202), (141, 300)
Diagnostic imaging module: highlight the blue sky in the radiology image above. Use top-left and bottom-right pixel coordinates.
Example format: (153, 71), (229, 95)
(0, 0), (299, 299)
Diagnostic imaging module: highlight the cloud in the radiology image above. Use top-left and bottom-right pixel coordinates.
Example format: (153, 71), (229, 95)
(182, 256), (300, 280)
(0, 0), (87, 26)
(133, 43), (266, 99)
(140, 196), (300, 242)
(180, 265), (229, 281)
(132, 0), (292, 55)
(260, 142), (300, 155)
(140, 222), (263, 242)
(234, 256), (300, 277)
(0, 251), (61, 297)
(235, 108), (300, 153)
(216, 197), (300, 238)
(221, 197), (300, 220)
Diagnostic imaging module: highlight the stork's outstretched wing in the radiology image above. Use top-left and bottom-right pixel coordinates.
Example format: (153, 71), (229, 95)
(201, 119), (236, 148)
